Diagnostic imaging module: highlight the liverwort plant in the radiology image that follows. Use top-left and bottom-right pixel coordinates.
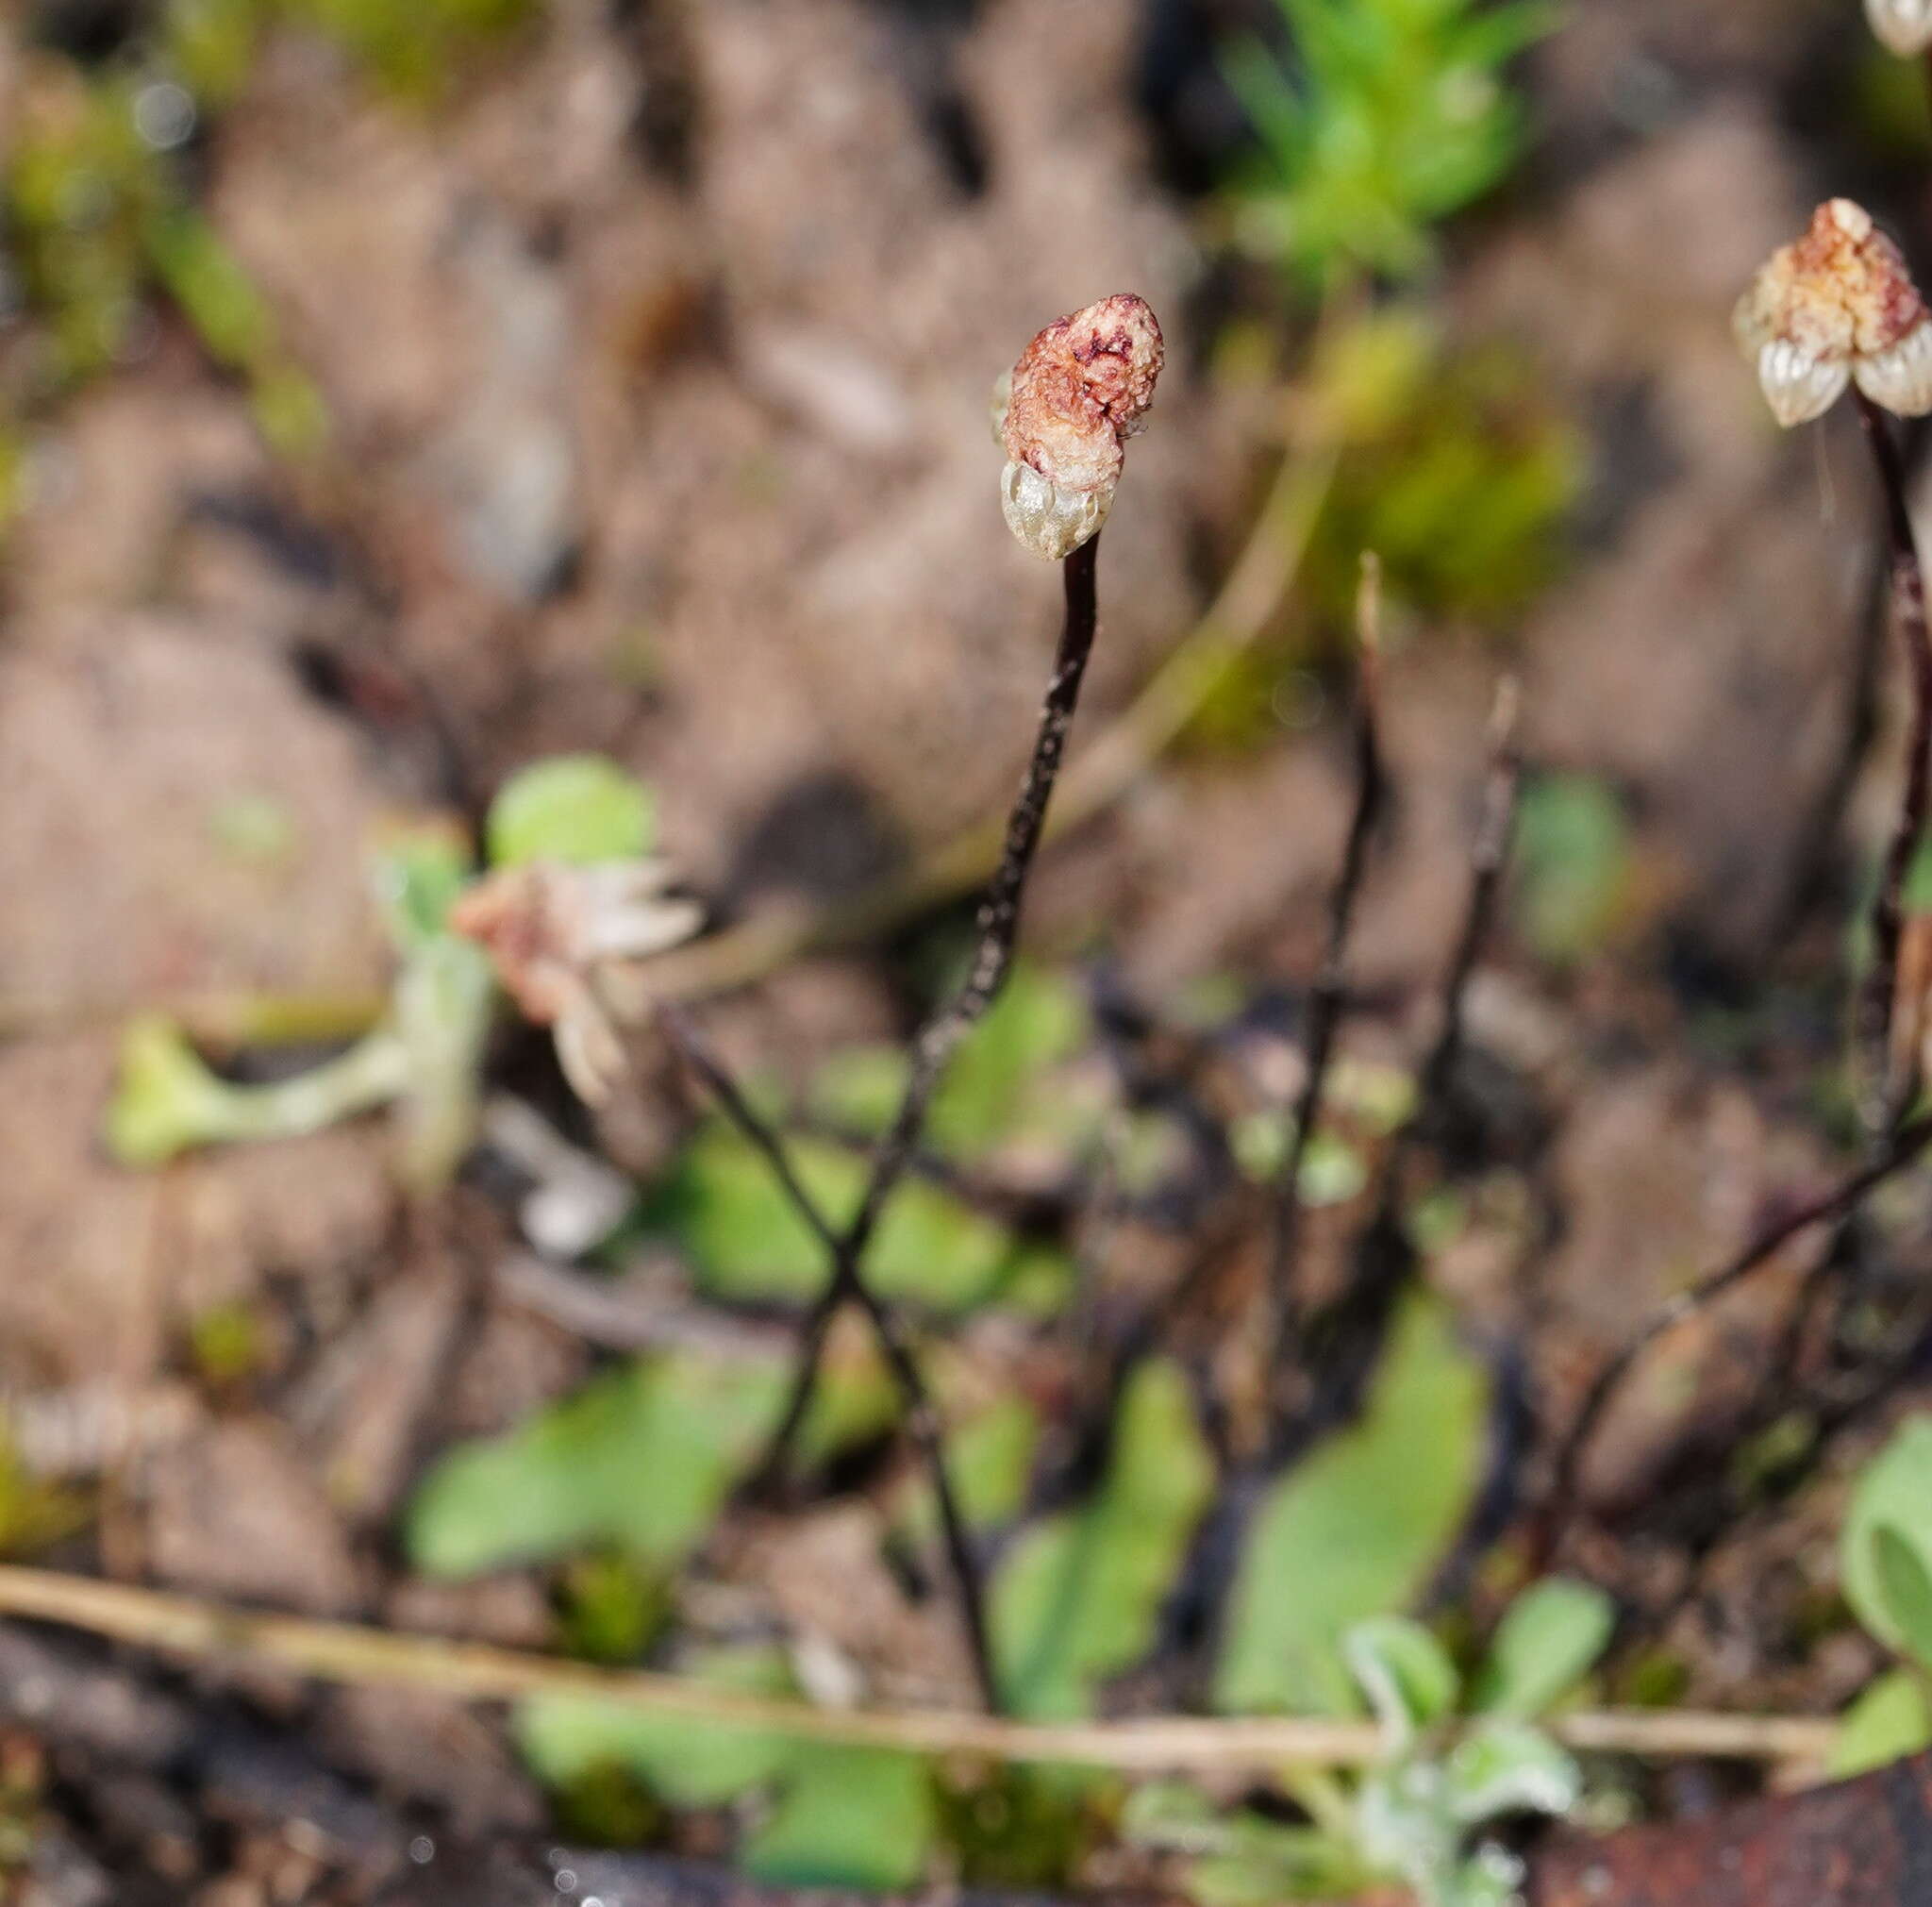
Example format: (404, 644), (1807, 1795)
(659, 295), (1166, 1711)
(758, 295), (1164, 1475)
(1735, 199), (1932, 1127)
(104, 755), (695, 1188)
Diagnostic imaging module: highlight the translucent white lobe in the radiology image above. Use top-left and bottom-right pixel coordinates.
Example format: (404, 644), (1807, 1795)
(1001, 459), (1110, 561)
(1757, 339), (1851, 429)
(1855, 320), (1932, 418)
(1869, 0), (1932, 57)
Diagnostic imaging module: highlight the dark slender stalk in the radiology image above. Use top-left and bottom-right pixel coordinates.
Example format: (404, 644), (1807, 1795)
(1854, 392), (1932, 1131)
(1541, 1109), (1932, 1554)
(1415, 676), (1522, 1118)
(1262, 557), (1388, 1413)
(1775, 538), (1890, 941)
(1273, 675), (1521, 1446)
(658, 1008), (1000, 1711)
(757, 537), (1104, 1479)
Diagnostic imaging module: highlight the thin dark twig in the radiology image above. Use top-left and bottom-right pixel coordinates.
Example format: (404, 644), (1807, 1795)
(1176, 680), (1523, 1695)
(1274, 675), (1522, 1436)
(1776, 537), (1890, 940)
(1541, 1109), (1932, 1553)
(658, 1008), (844, 1264)
(1262, 555), (1388, 1404)
(1854, 392), (1932, 1131)
(758, 537), (1104, 1477)
(657, 1007), (1000, 1711)
(1414, 675), (1523, 1122)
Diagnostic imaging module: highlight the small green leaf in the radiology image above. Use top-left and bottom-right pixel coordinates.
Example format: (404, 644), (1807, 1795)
(104, 1016), (246, 1166)
(649, 1125), (1050, 1315)
(1844, 1416), (1932, 1664)
(519, 1660), (935, 1888)
(1444, 1846), (1534, 1907)
(1228, 1113), (1366, 1205)
(1190, 1824), (1372, 1906)
(372, 823), (475, 950)
(899, 1397), (1041, 1547)
(925, 964), (1089, 1161)
(1877, 1525), (1932, 1674)
(408, 1338), (891, 1578)
(407, 1353), (781, 1577)
(1442, 1720), (1581, 1830)
(104, 1016), (413, 1167)
(743, 1747), (935, 1890)
(516, 1645), (797, 1806)
(1118, 1780), (1222, 1850)
(1511, 775), (1633, 964)
(487, 755), (655, 868)
(1343, 1616), (1459, 1743)
(991, 1361), (1213, 1718)
(812, 966), (1091, 1163)
(1831, 1668), (1932, 1777)
(1213, 1294), (1490, 1715)
(554, 1550), (670, 1665)
(808, 1045), (911, 1135)
(1470, 1577), (1615, 1718)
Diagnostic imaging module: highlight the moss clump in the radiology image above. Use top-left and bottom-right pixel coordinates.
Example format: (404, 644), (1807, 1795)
(1187, 313), (1582, 755)
(936, 1766), (1103, 1890)
(555, 1550), (673, 1666)
(550, 1760), (666, 1849)
(188, 1299), (266, 1389)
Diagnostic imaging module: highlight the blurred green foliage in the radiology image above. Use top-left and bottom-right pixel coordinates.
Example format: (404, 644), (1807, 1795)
(505, 1359), (1205, 1879)
(1214, 1294), (1489, 1715)
(1188, 313), (1582, 752)
(1149, 1585), (1607, 1905)
(646, 1123), (1069, 1314)
(520, 1648), (937, 1889)
(0, 1434), (89, 1560)
(281, 0), (535, 100)
(1298, 315), (1582, 622)
(991, 1359), (1214, 1718)
(549, 1757), (666, 1848)
(1834, 1415), (1932, 1773)
(641, 963), (1092, 1317)
(808, 962), (1096, 1163)
(3, 58), (323, 449)
(1510, 771), (1637, 965)
(187, 1297), (266, 1388)
(406, 1344), (894, 1579)
(1848, 41), (1932, 160)
(487, 755), (658, 871)
(107, 757), (669, 1185)
(1224, 0), (1557, 289)
(894, 1395), (1041, 1549)
(936, 1765), (1103, 1890)
(556, 1549), (673, 1666)
(0, 0), (539, 544)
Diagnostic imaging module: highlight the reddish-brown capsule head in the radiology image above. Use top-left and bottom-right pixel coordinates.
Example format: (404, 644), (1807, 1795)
(996, 293), (1165, 560)
(1734, 198), (1932, 427)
